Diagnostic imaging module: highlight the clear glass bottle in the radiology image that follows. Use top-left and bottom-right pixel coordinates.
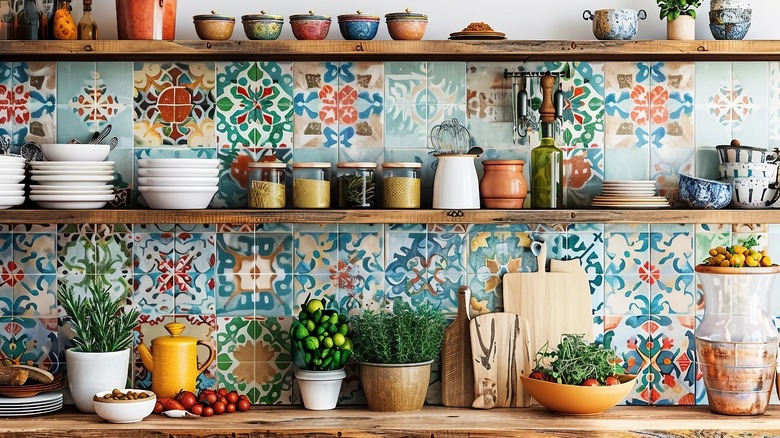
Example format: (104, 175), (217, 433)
(247, 161), (287, 209)
(16, 0), (48, 40)
(337, 162), (376, 208)
(292, 162), (331, 209)
(530, 123), (563, 208)
(382, 162), (421, 208)
(77, 0), (97, 40)
(0, 0), (13, 40)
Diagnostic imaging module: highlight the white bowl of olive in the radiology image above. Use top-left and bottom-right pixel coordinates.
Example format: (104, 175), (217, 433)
(93, 389), (156, 423)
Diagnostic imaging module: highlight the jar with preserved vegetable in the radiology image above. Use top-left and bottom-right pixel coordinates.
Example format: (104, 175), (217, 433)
(292, 162), (331, 209)
(337, 162), (376, 208)
(382, 162), (421, 208)
(247, 161), (287, 209)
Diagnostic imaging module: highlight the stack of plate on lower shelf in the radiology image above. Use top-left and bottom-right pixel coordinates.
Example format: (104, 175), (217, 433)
(591, 180), (670, 209)
(137, 158), (220, 209)
(0, 372), (65, 398)
(0, 391), (63, 417)
(0, 155), (27, 209)
(29, 161), (115, 209)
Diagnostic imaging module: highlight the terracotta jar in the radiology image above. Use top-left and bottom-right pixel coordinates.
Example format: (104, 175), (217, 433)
(116, 0), (177, 40)
(480, 160), (528, 208)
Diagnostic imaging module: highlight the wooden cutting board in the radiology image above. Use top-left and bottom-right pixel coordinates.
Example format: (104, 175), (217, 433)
(441, 286), (474, 407)
(502, 242), (593, 364)
(469, 311), (532, 409)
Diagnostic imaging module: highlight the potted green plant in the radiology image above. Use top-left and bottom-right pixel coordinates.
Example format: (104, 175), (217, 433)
(291, 297), (352, 410)
(349, 298), (446, 412)
(58, 274), (139, 413)
(657, 0), (702, 39)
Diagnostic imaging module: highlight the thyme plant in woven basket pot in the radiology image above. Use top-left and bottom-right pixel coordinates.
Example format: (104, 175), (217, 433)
(58, 275), (140, 413)
(349, 299), (446, 412)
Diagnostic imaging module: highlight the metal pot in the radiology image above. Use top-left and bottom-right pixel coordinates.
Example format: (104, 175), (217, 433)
(583, 9), (645, 40)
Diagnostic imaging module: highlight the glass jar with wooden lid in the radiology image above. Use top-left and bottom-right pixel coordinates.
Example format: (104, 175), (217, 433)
(337, 162), (377, 208)
(382, 162), (421, 208)
(247, 161), (287, 209)
(292, 162), (331, 209)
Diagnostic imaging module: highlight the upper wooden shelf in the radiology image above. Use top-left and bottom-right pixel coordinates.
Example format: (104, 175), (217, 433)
(0, 208), (774, 225)
(3, 39), (780, 62)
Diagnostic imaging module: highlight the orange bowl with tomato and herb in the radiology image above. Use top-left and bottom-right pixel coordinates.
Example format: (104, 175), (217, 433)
(521, 334), (637, 415)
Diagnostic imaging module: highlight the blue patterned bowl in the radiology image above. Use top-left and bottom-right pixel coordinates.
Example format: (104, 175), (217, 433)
(338, 11), (380, 40)
(678, 174), (732, 209)
(709, 21), (751, 40)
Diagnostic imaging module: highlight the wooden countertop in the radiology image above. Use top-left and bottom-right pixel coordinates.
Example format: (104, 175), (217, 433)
(1, 405), (778, 437)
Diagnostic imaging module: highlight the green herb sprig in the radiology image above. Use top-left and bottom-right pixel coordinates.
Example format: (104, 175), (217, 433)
(533, 334), (624, 385)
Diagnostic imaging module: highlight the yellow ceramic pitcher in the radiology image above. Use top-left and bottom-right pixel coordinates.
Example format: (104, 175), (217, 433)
(137, 322), (215, 398)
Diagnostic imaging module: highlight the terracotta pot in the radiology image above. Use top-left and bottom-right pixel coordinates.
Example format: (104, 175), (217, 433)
(116, 0), (177, 40)
(359, 361), (431, 412)
(480, 160), (528, 208)
(667, 15), (695, 40)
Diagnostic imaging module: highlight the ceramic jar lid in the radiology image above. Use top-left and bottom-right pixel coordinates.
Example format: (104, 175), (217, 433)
(290, 10), (331, 21)
(338, 10), (380, 22)
(193, 10), (235, 22)
(385, 8), (428, 22)
(242, 10), (284, 22)
(248, 161), (287, 169)
(337, 162), (377, 169)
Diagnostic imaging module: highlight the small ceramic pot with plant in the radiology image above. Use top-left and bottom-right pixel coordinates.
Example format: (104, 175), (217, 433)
(291, 297), (352, 410)
(349, 299), (446, 412)
(657, 0), (702, 39)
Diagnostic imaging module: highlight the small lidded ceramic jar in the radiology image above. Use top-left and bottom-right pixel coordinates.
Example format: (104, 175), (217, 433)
(292, 162), (331, 209)
(247, 161), (287, 209)
(289, 11), (331, 40)
(385, 9), (428, 40)
(382, 162), (421, 208)
(193, 10), (235, 41)
(337, 10), (380, 40)
(241, 10), (284, 40)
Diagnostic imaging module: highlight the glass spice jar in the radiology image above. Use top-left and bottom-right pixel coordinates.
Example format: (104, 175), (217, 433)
(337, 162), (376, 208)
(381, 162), (421, 208)
(292, 162), (331, 209)
(247, 161), (287, 209)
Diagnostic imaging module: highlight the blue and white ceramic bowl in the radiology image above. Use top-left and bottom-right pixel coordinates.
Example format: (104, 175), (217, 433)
(678, 174), (732, 209)
(338, 11), (380, 40)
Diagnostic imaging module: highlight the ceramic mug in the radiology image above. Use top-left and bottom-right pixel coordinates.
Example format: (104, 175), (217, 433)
(583, 9), (646, 40)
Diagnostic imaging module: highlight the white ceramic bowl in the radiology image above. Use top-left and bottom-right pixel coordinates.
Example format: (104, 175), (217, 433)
(137, 158), (219, 168)
(137, 176), (219, 187)
(0, 195), (25, 206)
(29, 169), (114, 176)
(137, 167), (220, 178)
(41, 143), (110, 162)
(731, 177), (778, 208)
(0, 184), (25, 191)
(30, 175), (114, 185)
(0, 190), (24, 197)
(720, 162), (778, 180)
(31, 161), (115, 169)
(30, 184), (114, 192)
(0, 174), (25, 184)
(1, 168), (25, 175)
(0, 155), (27, 165)
(139, 186), (218, 209)
(92, 389), (156, 424)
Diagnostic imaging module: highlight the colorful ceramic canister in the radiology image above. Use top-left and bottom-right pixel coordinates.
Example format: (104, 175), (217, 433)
(241, 10), (284, 40)
(289, 11), (331, 40)
(385, 8), (428, 40)
(582, 9), (646, 40)
(338, 10), (380, 40)
(193, 10), (235, 41)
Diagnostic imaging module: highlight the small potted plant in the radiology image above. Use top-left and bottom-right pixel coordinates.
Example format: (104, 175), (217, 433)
(657, 0), (702, 39)
(349, 298), (446, 412)
(291, 297), (352, 410)
(58, 274), (140, 413)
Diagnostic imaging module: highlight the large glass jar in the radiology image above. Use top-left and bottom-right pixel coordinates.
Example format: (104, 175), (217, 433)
(337, 162), (376, 208)
(530, 136), (563, 208)
(382, 162), (421, 208)
(695, 264), (780, 415)
(247, 161), (287, 209)
(292, 162), (331, 209)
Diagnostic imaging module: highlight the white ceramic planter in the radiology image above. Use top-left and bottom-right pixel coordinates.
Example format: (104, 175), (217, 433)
(65, 348), (130, 413)
(294, 368), (346, 410)
(667, 15), (696, 40)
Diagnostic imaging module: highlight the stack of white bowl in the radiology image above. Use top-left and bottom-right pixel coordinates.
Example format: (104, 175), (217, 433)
(29, 143), (115, 209)
(0, 154), (28, 209)
(137, 158), (219, 209)
(717, 142), (779, 208)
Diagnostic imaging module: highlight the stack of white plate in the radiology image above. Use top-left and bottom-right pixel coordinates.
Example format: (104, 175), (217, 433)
(0, 391), (63, 416)
(592, 180), (670, 209)
(0, 155), (27, 209)
(29, 161), (115, 209)
(137, 158), (220, 209)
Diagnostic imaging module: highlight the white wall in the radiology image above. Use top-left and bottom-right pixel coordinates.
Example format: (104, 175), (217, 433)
(78, 0), (776, 42)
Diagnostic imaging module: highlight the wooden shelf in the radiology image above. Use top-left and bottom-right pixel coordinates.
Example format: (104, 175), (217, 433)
(0, 208), (773, 225)
(3, 39), (780, 62)
(3, 405), (780, 437)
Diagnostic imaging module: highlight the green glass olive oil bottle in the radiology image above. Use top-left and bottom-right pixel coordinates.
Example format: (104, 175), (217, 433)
(530, 73), (563, 208)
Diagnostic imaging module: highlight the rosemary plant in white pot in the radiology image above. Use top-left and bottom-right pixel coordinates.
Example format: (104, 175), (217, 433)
(58, 275), (139, 413)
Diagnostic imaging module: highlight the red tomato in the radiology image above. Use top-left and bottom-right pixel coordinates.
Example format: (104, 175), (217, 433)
(226, 392), (239, 404)
(217, 387), (229, 397)
(605, 376), (620, 386)
(190, 403), (204, 416)
(204, 392), (218, 406)
(238, 394), (249, 402)
(581, 379), (600, 386)
(218, 397), (228, 405)
(153, 401), (163, 414)
(213, 401), (226, 415)
(225, 403), (236, 414)
(202, 406), (214, 417)
(177, 391), (197, 410)
(237, 399), (251, 412)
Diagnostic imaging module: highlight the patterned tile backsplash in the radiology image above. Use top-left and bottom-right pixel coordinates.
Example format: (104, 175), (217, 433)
(2, 60), (780, 407)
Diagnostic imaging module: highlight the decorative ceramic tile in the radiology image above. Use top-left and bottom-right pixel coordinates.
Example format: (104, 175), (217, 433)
(334, 231), (383, 305)
(651, 274), (695, 315)
(15, 274), (56, 317)
(2, 317), (58, 368)
(694, 62), (733, 148)
(565, 231), (605, 313)
(133, 62), (216, 147)
(385, 103), (427, 149)
(648, 62), (694, 149)
(604, 62), (650, 149)
(0, 62), (12, 141)
(95, 224), (133, 297)
(565, 147), (603, 207)
(293, 274), (338, 314)
(215, 146), (292, 208)
(216, 274), (254, 316)
(216, 316), (259, 393)
(603, 315), (651, 405)
(647, 315), (697, 405)
(466, 62), (514, 148)
(427, 62), (466, 105)
(174, 229), (216, 314)
(255, 273), (293, 317)
(559, 62), (605, 148)
(769, 105), (780, 149)
(216, 61), (293, 149)
(605, 229), (650, 275)
(733, 62), (769, 107)
(57, 224), (95, 284)
(293, 62), (332, 148)
(732, 103), (769, 148)
(422, 231), (465, 312)
(604, 274), (650, 315)
(216, 232), (254, 277)
(385, 62), (426, 106)
(337, 62), (383, 149)
(650, 225), (694, 274)
(466, 229), (534, 311)
(294, 231), (338, 275)
(604, 148), (650, 181)
(133, 229), (176, 315)
(1, 62), (57, 145)
(14, 232), (55, 275)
